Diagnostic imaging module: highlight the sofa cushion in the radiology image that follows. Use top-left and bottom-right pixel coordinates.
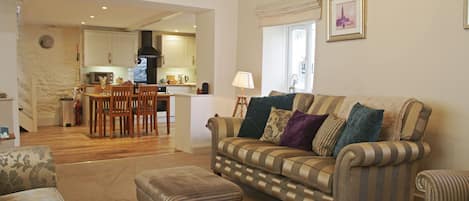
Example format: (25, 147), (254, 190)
(0, 188), (64, 201)
(312, 114), (346, 156)
(218, 137), (273, 162)
(280, 111), (328, 151)
(218, 137), (315, 174)
(260, 107), (293, 144)
(269, 91), (315, 113)
(292, 93), (315, 113)
(242, 145), (316, 174)
(282, 156), (336, 194)
(307, 95), (345, 115)
(333, 103), (384, 157)
(238, 94), (295, 139)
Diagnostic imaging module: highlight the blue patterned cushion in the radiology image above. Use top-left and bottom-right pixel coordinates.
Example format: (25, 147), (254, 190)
(333, 103), (384, 157)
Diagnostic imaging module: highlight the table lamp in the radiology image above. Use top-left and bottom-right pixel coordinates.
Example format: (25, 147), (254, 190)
(232, 71), (254, 117)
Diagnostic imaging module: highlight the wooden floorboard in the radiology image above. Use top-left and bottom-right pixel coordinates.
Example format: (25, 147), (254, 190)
(20, 124), (176, 164)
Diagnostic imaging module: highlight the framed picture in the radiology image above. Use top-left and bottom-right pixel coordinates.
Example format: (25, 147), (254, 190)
(465, 0), (469, 29)
(327, 0), (366, 42)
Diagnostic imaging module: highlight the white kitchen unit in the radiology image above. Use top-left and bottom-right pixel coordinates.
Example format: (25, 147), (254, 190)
(174, 93), (213, 153)
(84, 30), (138, 67)
(161, 35), (196, 68)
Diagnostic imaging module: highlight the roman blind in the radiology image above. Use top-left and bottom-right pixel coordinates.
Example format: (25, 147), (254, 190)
(256, 0), (322, 27)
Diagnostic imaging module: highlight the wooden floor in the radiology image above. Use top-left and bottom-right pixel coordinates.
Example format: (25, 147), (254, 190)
(20, 124), (176, 164)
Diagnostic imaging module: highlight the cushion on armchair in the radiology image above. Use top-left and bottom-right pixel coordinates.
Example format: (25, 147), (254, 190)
(238, 94), (295, 139)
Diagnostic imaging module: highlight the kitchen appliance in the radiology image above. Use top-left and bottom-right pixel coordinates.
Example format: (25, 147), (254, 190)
(135, 31), (161, 84)
(201, 82), (209, 94)
(87, 72), (113, 84)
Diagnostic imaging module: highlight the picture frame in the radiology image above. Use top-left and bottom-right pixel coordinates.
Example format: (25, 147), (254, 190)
(327, 0), (367, 42)
(465, 0), (469, 29)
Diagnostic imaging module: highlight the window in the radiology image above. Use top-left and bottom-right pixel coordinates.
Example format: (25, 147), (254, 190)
(261, 22), (316, 95)
(287, 23), (315, 93)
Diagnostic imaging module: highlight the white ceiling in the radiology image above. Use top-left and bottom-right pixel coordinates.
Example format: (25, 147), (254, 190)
(21, 0), (200, 33)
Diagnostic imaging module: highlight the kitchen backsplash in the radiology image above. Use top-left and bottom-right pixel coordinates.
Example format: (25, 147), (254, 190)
(82, 66), (197, 84)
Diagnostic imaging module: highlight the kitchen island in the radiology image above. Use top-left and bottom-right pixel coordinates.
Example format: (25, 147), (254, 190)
(174, 93), (214, 153)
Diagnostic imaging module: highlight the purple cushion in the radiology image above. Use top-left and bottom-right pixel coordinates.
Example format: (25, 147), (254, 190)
(280, 111), (328, 151)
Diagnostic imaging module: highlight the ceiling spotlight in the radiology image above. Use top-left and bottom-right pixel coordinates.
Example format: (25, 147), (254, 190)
(101, 6), (108, 10)
(193, 25), (197, 29)
(81, 21), (86, 25)
(90, 15), (95, 19)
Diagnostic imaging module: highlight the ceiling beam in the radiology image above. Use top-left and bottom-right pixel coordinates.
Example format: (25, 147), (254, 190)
(126, 11), (183, 31)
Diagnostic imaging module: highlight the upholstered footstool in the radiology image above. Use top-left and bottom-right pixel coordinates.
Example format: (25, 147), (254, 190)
(135, 166), (243, 201)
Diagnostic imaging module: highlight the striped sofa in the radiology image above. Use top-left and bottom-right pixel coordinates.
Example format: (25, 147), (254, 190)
(207, 93), (432, 201)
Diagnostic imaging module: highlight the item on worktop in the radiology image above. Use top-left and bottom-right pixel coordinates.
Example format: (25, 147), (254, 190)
(87, 72), (113, 84)
(166, 75), (177, 84)
(0, 92), (6, 99)
(184, 75), (189, 83)
(99, 76), (108, 95)
(159, 78), (166, 84)
(201, 82), (209, 94)
(177, 74), (184, 84)
(116, 77), (124, 85)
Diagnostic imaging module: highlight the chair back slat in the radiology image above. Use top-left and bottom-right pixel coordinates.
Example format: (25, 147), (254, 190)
(137, 85), (158, 113)
(110, 86), (133, 114)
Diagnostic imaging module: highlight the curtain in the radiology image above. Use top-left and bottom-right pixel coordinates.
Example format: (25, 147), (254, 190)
(256, 0), (322, 27)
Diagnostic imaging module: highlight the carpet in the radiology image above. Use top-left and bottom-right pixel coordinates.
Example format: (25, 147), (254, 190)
(56, 149), (278, 201)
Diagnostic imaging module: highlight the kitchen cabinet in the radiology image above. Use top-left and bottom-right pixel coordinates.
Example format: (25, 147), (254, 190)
(161, 35), (196, 68)
(84, 30), (138, 67)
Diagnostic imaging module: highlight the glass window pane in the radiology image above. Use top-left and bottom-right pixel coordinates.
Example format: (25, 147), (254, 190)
(290, 28), (307, 91)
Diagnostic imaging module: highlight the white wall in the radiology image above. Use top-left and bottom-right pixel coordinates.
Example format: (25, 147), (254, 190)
(195, 11), (215, 94)
(146, 0), (239, 116)
(237, 0), (469, 170)
(261, 25), (288, 95)
(0, 0), (20, 145)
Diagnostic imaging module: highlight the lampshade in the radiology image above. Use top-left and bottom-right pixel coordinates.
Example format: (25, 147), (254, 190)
(232, 71), (254, 89)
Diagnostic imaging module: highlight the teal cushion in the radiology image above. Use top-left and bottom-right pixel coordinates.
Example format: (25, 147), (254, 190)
(333, 103), (384, 157)
(238, 94), (295, 139)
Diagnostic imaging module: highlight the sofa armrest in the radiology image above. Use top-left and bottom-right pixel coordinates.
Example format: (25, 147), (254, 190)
(416, 170), (469, 201)
(206, 117), (244, 170)
(333, 141), (431, 201)
(0, 146), (56, 196)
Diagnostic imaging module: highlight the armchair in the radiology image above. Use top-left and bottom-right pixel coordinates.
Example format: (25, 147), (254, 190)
(0, 146), (63, 201)
(416, 170), (469, 201)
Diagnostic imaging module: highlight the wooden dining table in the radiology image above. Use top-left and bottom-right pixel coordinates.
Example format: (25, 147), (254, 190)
(85, 93), (172, 137)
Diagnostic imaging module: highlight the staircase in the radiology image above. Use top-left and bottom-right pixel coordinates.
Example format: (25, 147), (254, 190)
(18, 78), (38, 132)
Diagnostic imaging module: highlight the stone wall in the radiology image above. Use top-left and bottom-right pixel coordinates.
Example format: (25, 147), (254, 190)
(18, 25), (80, 126)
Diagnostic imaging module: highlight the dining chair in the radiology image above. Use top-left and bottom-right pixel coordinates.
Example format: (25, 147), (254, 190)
(93, 85), (110, 134)
(135, 85), (158, 136)
(106, 85), (133, 138)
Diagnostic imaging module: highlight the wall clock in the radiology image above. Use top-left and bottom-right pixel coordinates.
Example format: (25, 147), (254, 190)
(39, 35), (54, 49)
